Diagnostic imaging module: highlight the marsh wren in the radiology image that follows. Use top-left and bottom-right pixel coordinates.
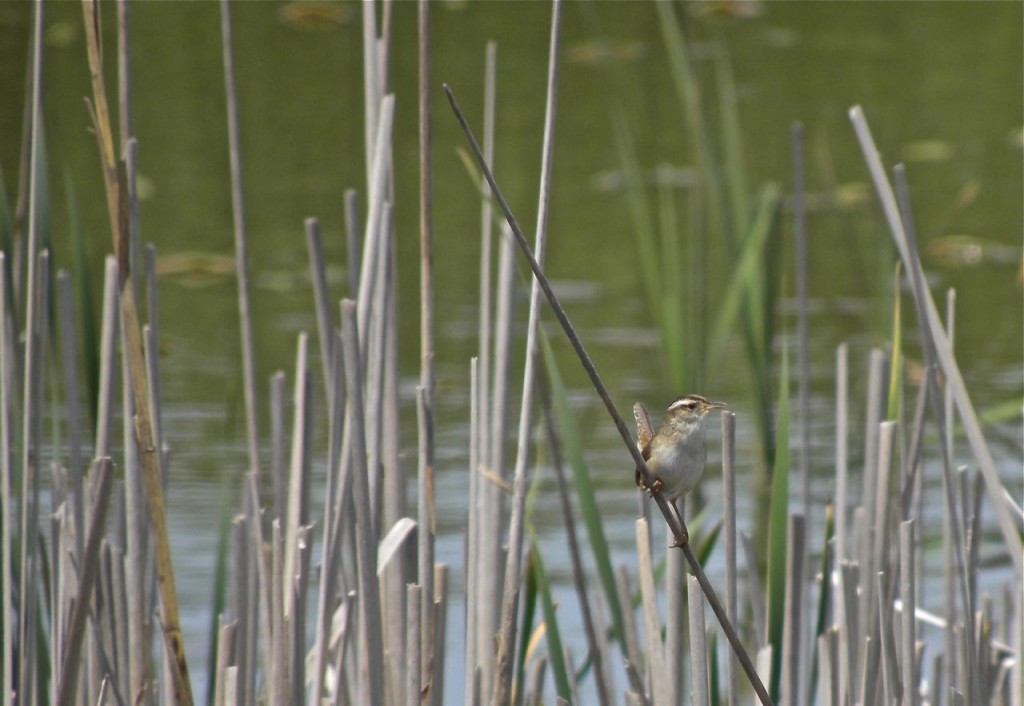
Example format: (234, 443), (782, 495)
(634, 394), (726, 535)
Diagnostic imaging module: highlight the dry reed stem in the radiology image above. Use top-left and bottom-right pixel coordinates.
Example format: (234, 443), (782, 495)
(80, 2), (194, 701)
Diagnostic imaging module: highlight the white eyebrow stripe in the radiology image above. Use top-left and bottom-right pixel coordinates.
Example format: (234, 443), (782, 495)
(668, 398), (691, 411)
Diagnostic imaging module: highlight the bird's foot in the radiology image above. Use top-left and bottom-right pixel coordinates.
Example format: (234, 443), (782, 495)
(670, 527), (690, 549)
(647, 478), (664, 497)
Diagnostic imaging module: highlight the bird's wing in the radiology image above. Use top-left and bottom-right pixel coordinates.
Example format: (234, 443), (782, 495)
(633, 402), (653, 453)
(633, 402), (654, 488)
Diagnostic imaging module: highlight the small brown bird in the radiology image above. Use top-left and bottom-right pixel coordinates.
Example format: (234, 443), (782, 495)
(634, 394), (727, 540)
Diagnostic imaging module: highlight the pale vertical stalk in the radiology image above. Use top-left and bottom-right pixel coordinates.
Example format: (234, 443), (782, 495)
(57, 272), (85, 560)
(942, 291), (957, 690)
(415, 385), (435, 692)
(431, 564), (448, 706)
(417, 0), (434, 426)
(861, 350), (887, 545)
(283, 334), (311, 617)
(464, 358), (480, 706)
(615, 567), (645, 682)
(291, 526), (313, 706)
(475, 45), (499, 693)
(792, 122), (810, 519)
(310, 335), (347, 706)
(489, 6), (562, 704)
(227, 516), (250, 705)
(407, 583), (423, 706)
(665, 527), (684, 706)
(246, 473), (274, 698)
(270, 521), (287, 705)
(344, 189), (362, 296)
(722, 411), (739, 706)
(781, 513), (806, 706)
(220, 0), (260, 476)
(341, 299), (384, 705)
(19, 252), (47, 706)
(688, 574), (710, 706)
(417, 1), (437, 683)
(356, 95), (395, 355)
(876, 571), (899, 705)
(0, 257), (11, 706)
(381, 212), (403, 529)
(850, 107), (1021, 570)
(270, 371), (287, 523)
(1013, 554), (1022, 706)
(476, 40), (497, 461)
(18, 5), (44, 699)
(636, 519), (670, 706)
(362, 0), (380, 187)
(834, 343), (848, 569)
(214, 618), (236, 706)
(899, 521), (917, 706)
(480, 218), (513, 698)
(305, 218), (334, 394)
(364, 204), (392, 534)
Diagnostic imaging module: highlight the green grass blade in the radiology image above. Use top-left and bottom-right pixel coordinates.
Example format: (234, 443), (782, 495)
(713, 43), (750, 241)
(539, 331), (625, 647)
(766, 343), (791, 702)
(706, 183), (781, 370)
(530, 531), (572, 702)
(655, 0), (729, 246)
(515, 545), (540, 706)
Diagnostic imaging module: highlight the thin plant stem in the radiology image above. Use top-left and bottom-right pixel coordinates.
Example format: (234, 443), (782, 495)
(219, 0), (260, 477)
(418, 0), (437, 690)
(489, 2), (562, 704)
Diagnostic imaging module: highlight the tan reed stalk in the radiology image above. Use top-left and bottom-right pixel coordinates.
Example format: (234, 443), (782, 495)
(80, 2), (194, 700)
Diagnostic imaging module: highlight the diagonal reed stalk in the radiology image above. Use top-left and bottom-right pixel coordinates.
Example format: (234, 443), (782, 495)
(80, 1), (194, 702)
(444, 83), (774, 706)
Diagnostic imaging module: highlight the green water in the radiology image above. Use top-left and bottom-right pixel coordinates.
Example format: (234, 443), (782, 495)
(1, 0), (1020, 698)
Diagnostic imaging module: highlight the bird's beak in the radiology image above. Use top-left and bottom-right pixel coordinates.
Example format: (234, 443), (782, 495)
(708, 400), (728, 410)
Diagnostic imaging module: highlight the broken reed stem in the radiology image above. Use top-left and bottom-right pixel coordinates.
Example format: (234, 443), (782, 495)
(80, 1), (194, 701)
(444, 82), (774, 706)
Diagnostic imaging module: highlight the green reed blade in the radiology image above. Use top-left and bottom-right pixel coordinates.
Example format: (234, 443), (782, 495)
(531, 532), (572, 702)
(539, 331), (625, 648)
